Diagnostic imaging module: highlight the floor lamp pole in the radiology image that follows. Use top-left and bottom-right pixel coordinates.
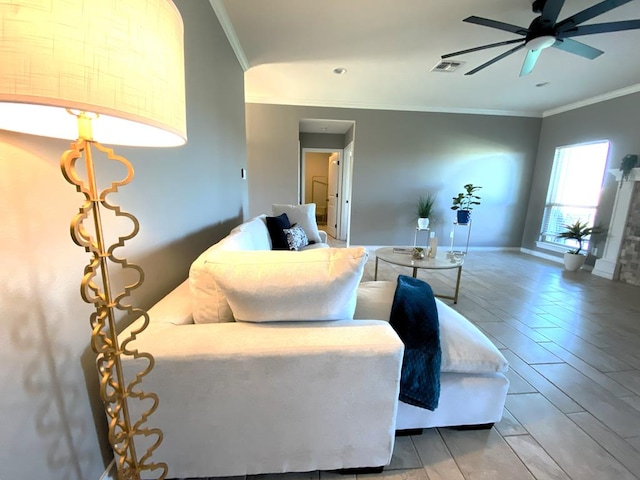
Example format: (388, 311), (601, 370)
(60, 113), (167, 480)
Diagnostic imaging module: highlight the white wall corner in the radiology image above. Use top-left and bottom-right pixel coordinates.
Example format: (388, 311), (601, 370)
(208, 0), (250, 71)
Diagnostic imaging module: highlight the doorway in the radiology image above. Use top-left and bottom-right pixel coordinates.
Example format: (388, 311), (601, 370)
(298, 119), (355, 244)
(301, 148), (341, 238)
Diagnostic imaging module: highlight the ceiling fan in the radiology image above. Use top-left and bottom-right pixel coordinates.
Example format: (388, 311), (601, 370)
(441, 0), (640, 76)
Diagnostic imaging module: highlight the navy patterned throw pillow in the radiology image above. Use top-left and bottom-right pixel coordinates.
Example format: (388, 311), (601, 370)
(283, 224), (309, 251)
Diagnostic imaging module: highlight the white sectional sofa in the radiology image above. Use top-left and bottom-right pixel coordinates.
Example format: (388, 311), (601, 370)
(119, 210), (509, 479)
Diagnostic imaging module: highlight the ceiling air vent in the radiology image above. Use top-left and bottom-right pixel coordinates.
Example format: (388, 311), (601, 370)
(431, 60), (464, 72)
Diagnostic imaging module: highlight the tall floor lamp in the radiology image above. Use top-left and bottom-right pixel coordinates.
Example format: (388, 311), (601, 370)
(0, 1), (187, 479)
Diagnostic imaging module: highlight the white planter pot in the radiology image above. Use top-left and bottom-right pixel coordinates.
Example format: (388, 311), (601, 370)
(563, 252), (586, 271)
(417, 217), (430, 230)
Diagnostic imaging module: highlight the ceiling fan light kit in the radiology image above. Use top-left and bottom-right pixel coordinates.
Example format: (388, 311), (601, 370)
(525, 35), (557, 50)
(441, 0), (640, 77)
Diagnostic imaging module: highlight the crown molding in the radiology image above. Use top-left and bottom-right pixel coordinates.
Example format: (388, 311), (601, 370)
(543, 83), (640, 118)
(244, 95), (540, 118)
(209, 0), (249, 71)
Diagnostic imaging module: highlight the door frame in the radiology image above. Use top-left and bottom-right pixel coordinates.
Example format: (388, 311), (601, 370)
(300, 148), (346, 239)
(339, 141), (354, 244)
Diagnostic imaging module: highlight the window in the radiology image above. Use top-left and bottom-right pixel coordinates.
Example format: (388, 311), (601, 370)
(539, 140), (609, 252)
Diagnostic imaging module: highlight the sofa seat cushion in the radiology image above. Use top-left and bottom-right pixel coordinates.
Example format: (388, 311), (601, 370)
(194, 247), (368, 323)
(355, 281), (508, 374)
(301, 242), (330, 250)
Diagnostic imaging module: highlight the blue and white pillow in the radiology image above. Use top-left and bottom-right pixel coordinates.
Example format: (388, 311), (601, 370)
(283, 224), (308, 251)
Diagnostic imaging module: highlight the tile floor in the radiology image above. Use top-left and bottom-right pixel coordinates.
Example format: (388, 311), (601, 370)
(181, 250), (640, 480)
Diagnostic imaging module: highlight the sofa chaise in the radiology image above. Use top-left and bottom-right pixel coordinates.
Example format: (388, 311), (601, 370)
(119, 208), (509, 479)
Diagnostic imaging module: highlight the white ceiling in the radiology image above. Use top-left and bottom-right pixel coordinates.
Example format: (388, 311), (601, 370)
(213, 0), (640, 118)
(298, 118), (354, 134)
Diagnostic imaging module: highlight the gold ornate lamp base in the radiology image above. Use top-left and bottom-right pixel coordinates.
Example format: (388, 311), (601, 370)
(60, 113), (167, 480)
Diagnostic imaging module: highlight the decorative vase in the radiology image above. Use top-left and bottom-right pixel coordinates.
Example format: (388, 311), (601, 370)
(563, 252), (586, 271)
(417, 217), (430, 230)
(456, 210), (471, 225)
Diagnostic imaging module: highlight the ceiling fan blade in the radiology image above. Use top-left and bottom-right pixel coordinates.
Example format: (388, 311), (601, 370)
(552, 37), (604, 59)
(556, 0), (635, 33)
(540, 0), (565, 25)
(520, 49), (542, 77)
(560, 20), (640, 37)
(463, 16), (529, 35)
(441, 38), (524, 59)
(465, 44), (526, 75)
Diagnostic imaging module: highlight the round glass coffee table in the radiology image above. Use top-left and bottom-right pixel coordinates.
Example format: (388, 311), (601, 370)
(374, 247), (465, 303)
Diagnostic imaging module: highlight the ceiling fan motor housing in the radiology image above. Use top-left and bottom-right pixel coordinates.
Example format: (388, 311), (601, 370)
(532, 0), (548, 14)
(526, 17), (556, 44)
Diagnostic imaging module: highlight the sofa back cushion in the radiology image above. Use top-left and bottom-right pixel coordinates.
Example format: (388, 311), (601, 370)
(227, 214), (272, 251)
(189, 215), (272, 323)
(272, 203), (322, 244)
(192, 247), (368, 323)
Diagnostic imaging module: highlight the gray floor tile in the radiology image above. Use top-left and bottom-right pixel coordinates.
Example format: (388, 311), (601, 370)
(387, 436), (422, 470)
(479, 322), (563, 364)
(507, 393), (636, 479)
(608, 370), (640, 396)
(495, 406), (528, 436)
(439, 427), (534, 479)
(534, 363), (640, 438)
(568, 411), (640, 476)
(502, 350), (583, 413)
(412, 429), (465, 480)
(540, 341), (635, 397)
(504, 434), (571, 480)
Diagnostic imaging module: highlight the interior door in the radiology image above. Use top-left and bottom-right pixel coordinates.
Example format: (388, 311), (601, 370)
(326, 153), (340, 238)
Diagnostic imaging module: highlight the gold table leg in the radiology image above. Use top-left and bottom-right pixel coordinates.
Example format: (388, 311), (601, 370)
(453, 266), (463, 304)
(432, 266), (463, 304)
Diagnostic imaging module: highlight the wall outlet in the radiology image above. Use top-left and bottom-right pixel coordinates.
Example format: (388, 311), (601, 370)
(241, 168), (247, 179)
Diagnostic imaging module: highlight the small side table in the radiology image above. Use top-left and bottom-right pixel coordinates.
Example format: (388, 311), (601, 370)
(413, 227), (430, 247)
(374, 247), (465, 303)
(450, 219), (472, 255)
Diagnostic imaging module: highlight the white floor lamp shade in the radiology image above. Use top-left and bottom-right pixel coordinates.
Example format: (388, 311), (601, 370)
(0, 0), (187, 146)
(0, 1), (187, 479)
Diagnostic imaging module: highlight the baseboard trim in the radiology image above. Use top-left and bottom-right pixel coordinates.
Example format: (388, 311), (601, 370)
(520, 247), (563, 264)
(99, 459), (115, 480)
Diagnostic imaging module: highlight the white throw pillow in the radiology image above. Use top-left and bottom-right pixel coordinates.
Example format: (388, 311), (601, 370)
(355, 281), (509, 374)
(272, 203), (322, 244)
(204, 247), (368, 322)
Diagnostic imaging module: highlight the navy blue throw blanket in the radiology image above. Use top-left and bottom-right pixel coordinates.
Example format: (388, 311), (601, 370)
(390, 275), (441, 411)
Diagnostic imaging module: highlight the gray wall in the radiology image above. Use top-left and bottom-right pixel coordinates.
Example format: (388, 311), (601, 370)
(0, 1), (247, 478)
(522, 91), (640, 259)
(300, 132), (346, 149)
(247, 104), (541, 247)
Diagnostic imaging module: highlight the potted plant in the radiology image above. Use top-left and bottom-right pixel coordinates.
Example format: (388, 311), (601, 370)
(451, 184), (481, 224)
(620, 154), (638, 185)
(416, 193), (436, 230)
(557, 220), (605, 271)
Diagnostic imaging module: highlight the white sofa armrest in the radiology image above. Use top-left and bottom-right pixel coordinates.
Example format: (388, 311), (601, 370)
(318, 229), (328, 243)
(120, 301), (404, 478)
